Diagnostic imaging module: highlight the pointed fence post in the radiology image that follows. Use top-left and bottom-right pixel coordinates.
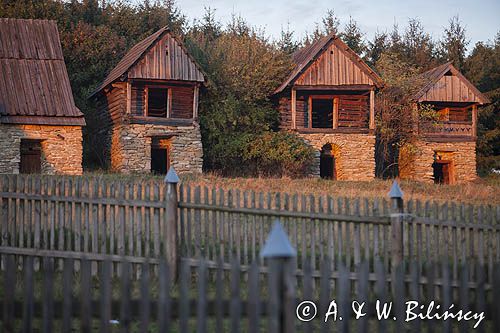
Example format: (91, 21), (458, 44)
(261, 220), (297, 333)
(165, 167), (180, 278)
(389, 180), (404, 292)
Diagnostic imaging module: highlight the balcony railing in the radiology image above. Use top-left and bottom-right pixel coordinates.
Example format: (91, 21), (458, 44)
(419, 121), (474, 137)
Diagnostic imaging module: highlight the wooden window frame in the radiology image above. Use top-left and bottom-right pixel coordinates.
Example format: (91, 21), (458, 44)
(144, 85), (172, 118)
(307, 95), (338, 129)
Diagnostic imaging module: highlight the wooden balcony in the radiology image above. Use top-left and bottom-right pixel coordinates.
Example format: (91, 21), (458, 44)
(419, 121), (475, 139)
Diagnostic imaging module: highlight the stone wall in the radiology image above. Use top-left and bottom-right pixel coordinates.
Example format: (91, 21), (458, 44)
(399, 139), (477, 183)
(0, 124), (83, 175)
(110, 123), (203, 174)
(297, 133), (375, 180)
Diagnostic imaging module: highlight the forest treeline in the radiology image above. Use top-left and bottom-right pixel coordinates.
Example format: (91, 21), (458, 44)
(1, 0), (499, 177)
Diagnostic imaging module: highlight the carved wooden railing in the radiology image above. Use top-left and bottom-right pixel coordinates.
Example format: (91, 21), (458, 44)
(419, 121), (474, 137)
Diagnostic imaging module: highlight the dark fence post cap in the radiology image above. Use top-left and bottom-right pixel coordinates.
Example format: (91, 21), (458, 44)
(164, 167), (180, 184)
(261, 220), (296, 259)
(388, 180), (403, 199)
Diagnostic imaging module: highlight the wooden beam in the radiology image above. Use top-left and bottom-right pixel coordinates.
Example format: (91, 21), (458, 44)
(126, 82), (132, 115)
(308, 95), (312, 129)
(193, 85), (199, 119)
(369, 90), (375, 130)
(472, 104), (477, 137)
(333, 97), (339, 129)
(291, 88), (297, 129)
(167, 88), (172, 118)
(144, 87), (149, 116)
(294, 84), (373, 91)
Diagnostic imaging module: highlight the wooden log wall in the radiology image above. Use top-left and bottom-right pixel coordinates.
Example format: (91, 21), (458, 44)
(128, 82), (194, 119)
(278, 93), (369, 129)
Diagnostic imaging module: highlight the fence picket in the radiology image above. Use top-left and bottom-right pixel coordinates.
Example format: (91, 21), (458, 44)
(62, 258), (73, 332)
(231, 256), (241, 333)
(81, 258), (91, 332)
(100, 259), (112, 333)
(140, 261), (151, 333)
(22, 255), (34, 333)
(42, 256), (54, 333)
(197, 258), (207, 333)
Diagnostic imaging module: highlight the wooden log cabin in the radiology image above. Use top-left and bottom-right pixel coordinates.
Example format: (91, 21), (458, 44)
(0, 19), (85, 175)
(399, 63), (490, 184)
(273, 33), (384, 180)
(91, 27), (206, 174)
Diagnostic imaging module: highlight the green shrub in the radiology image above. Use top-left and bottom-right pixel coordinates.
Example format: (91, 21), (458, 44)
(244, 132), (315, 177)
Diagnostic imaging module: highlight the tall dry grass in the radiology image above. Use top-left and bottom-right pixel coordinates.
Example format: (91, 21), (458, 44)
(181, 173), (500, 206)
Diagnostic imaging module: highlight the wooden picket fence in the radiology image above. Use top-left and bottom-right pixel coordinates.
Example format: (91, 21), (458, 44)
(0, 174), (499, 282)
(1, 251), (498, 333)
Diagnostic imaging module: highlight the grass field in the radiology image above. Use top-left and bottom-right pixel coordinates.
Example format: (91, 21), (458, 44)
(83, 171), (500, 206)
(180, 173), (500, 206)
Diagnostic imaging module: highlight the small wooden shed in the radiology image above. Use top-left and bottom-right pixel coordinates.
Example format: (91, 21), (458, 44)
(0, 18), (85, 175)
(91, 27), (206, 174)
(273, 33), (384, 180)
(399, 63), (490, 184)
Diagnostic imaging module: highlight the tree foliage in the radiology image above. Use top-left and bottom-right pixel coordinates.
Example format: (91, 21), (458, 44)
(1, 2), (498, 176)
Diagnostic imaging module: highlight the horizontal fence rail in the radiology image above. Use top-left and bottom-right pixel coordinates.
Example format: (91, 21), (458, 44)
(0, 252), (498, 333)
(0, 174), (499, 282)
(177, 183), (500, 285)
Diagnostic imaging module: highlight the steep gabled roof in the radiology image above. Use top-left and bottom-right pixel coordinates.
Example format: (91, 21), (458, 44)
(274, 33), (383, 94)
(0, 18), (84, 126)
(414, 62), (490, 104)
(91, 27), (205, 97)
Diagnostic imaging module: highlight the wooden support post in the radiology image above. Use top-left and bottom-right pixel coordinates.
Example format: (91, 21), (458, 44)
(165, 167), (179, 278)
(389, 181), (404, 294)
(291, 88), (297, 129)
(126, 82), (132, 115)
(167, 88), (172, 118)
(472, 104), (477, 137)
(261, 221), (297, 333)
(412, 103), (419, 134)
(308, 96), (312, 129)
(193, 85), (199, 120)
(144, 87), (149, 116)
(369, 90), (375, 130)
(333, 97), (339, 129)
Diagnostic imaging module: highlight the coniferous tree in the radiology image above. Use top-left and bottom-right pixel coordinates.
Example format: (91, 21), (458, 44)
(340, 16), (366, 55)
(439, 16), (469, 71)
(402, 18), (436, 69)
(277, 23), (299, 55)
(366, 31), (389, 67)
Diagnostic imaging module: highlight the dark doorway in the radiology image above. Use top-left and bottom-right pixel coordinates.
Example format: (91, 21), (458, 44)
(320, 144), (337, 179)
(312, 99), (333, 128)
(433, 160), (452, 184)
(20, 139), (42, 174)
(151, 139), (170, 174)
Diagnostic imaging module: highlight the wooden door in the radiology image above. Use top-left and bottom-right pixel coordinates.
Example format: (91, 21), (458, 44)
(442, 163), (450, 184)
(20, 140), (42, 174)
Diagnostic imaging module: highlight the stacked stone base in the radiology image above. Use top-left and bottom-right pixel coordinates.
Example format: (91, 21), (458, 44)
(0, 124), (83, 175)
(297, 133), (375, 181)
(110, 123), (203, 174)
(399, 139), (477, 183)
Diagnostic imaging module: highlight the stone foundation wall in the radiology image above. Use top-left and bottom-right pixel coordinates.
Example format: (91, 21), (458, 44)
(0, 124), (83, 175)
(297, 133), (375, 180)
(399, 139), (477, 183)
(110, 123), (203, 174)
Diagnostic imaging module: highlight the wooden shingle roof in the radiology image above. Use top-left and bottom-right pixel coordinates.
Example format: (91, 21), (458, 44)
(91, 27), (205, 97)
(414, 62), (490, 104)
(0, 18), (84, 126)
(274, 33), (383, 94)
